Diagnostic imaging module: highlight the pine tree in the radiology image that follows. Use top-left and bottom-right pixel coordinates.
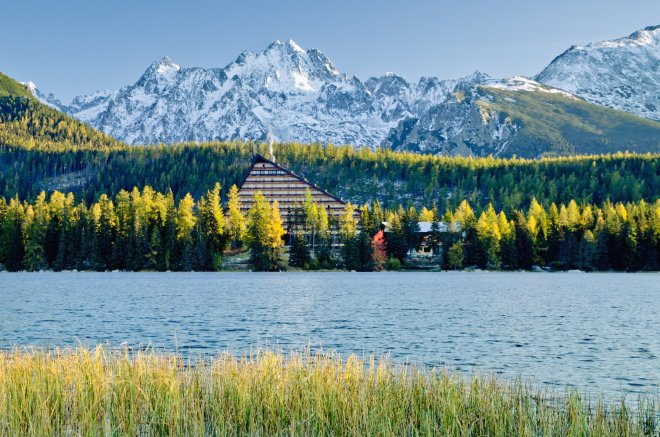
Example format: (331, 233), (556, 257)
(339, 203), (357, 240)
(338, 203), (360, 269)
(162, 190), (177, 271)
(199, 183), (226, 268)
(76, 203), (96, 270)
(455, 200), (478, 267)
(498, 212), (517, 269)
(45, 191), (66, 266)
(429, 206), (442, 256)
(475, 205), (501, 269)
(403, 206), (421, 253)
(113, 190), (131, 269)
(22, 206), (45, 271)
(385, 212), (408, 262)
(176, 193), (197, 271)
(147, 225), (163, 270)
(97, 194), (116, 269)
(289, 234), (311, 268)
(226, 184), (246, 249)
(53, 193), (76, 270)
(579, 229), (597, 270)
(356, 230), (373, 271)
(246, 192), (285, 271)
(303, 189), (320, 251)
(22, 193), (49, 271)
(371, 201), (385, 235)
(513, 211), (534, 270)
(266, 200), (286, 269)
(2, 197), (25, 271)
(342, 235), (360, 271)
(447, 242), (464, 270)
(315, 204), (332, 265)
(128, 187), (148, 270)
(544, 203), (561, 263)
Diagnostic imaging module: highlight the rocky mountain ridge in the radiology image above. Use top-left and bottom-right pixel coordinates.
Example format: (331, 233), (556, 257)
(25, 27), (660, 157)
(536, 25), (659, 121)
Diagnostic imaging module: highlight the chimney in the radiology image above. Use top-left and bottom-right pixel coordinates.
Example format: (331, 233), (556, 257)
(266, 131), (276, 162)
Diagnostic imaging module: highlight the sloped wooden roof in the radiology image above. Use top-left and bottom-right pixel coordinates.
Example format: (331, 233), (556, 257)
(238, 154), (347, 205)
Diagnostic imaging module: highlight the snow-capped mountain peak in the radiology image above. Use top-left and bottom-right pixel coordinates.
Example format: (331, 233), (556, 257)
(19, 81), (65, 110)
(285, 39), (306, 53)
(152, 56), (180, 75)
(137, 56), (181, 90)
(591, 25), (659, 51)
(35, 40), (434, 146)
(465, 71), (491, 84)
(22, 81), (38, 93)
(536, 24), (660, 120)
(223, 39), (340, 93)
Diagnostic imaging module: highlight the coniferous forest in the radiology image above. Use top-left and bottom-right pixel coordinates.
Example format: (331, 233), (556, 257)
(1, 81), (659, 271)
(1, 184), (658, 272)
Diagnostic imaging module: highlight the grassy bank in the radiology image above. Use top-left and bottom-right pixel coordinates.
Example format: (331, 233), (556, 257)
(0, 347), (657, 436)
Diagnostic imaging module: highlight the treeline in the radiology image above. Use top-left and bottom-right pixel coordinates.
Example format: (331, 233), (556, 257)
(0, 185), (234, 272)
(449, 198), (660, 271)
(0, 184), (352, 272)
(2, 185), (658, 272)
(1, 140), (658, 213)
(287, 195), (660, 272)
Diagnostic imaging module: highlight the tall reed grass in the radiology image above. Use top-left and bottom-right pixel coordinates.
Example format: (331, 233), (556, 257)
(0, 346), (657, 436)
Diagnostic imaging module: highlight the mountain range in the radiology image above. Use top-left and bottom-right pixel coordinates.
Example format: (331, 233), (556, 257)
(25, 26), (660, 157)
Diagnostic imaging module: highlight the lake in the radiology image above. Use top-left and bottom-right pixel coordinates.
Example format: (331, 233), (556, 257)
(1, 271), (658, 399)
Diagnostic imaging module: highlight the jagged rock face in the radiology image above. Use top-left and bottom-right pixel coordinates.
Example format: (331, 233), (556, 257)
(28, 39), (486, 147)
(36, 40), (471, 147)
(536, 25), (660, 121)
(384, 80), (520, 156)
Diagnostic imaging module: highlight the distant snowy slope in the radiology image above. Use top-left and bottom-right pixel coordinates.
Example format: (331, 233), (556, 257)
(385, 77), (660, 157)
(484, 76), (576, 98)
(536, 25), (660, 121)
(19, 81), (65, 110)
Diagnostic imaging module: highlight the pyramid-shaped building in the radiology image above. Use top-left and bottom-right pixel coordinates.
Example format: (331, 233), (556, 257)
(237, 154), (348, 224)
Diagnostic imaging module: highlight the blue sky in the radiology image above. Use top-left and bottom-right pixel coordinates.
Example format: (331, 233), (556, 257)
(3, 0), (658, 101)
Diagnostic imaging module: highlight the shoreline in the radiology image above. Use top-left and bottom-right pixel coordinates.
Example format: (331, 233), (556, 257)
(2, 268), (659, 273)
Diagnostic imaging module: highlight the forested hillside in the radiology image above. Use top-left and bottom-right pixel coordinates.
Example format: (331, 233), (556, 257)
(1, 141), (658, 213)
(0, 73), (33, 98)
(0, 94), (123, 151)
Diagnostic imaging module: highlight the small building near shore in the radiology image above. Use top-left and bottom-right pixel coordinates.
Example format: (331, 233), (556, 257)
(383, 221), (463, 256)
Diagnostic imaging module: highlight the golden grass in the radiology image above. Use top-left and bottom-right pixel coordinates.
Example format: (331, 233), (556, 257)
(0, 346), (657, 436)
